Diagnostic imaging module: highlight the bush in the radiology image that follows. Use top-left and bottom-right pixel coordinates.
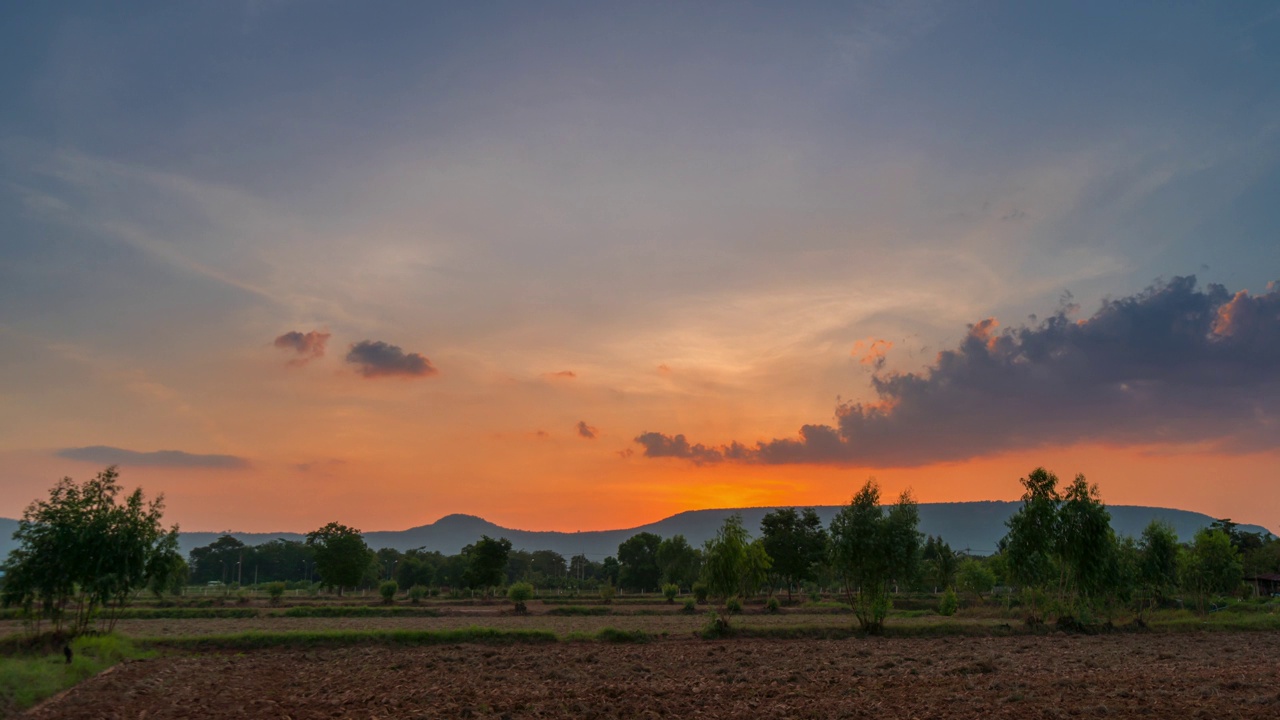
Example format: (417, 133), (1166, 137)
(692, 582), (709, 604)
(235, 590), (250, 605)
(700, 611), (732, 639)
(266, 582), (286, 606)
(765, 596), (781, 613)
(599, 583), (616, 604)
(725, 597), (743, 614)
(662, 584), (680, 603)
(508, 582), (535, 613)
(939, 587), (959, 616)
(407, 585), (428, 604)
(379, 581), (398, 605)
(682, 598), (697, 613)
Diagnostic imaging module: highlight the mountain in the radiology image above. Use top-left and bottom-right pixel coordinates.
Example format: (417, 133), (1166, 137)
(0, 503), (1270, 560)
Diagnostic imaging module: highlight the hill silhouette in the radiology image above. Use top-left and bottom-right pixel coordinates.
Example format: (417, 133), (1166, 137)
(154, 503), (1274, 558)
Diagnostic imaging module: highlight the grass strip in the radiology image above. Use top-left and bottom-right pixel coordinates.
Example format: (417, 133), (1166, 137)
(0, 635), (151, 715)
(142, 626), (558, 651)
(278, 606), (442, 618)
(546, 606), (612, 616)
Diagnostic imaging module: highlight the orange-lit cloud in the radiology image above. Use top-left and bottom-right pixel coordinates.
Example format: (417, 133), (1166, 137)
(545, 370), (577, 380)
(852, 338), (894, 369)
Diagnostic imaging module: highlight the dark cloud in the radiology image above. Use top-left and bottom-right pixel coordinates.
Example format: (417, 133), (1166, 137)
(546, 370), (577, 379)
(577, 421), (599, 440)
(273, 330), (330, 366)
(637, 276), (1280, 467)
(57, 446), (250, 469)
(345, 340), (438, 378)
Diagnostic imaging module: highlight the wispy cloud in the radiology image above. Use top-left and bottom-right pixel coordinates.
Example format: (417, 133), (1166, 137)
(274, 330), (330, 366)
(576, 421), (598, 440)
(57, 445), (250, 469)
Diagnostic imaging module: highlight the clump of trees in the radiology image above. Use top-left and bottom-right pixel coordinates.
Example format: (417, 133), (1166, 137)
(829, 480), (921, 632)
(1, 467), (184, 636)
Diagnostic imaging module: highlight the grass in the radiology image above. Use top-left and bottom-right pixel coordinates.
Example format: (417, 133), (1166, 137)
(546, 606), (613, 616)
(278, 606), (441, 618)
(0, 635), (151, 714)
(143, 626), (559, 651)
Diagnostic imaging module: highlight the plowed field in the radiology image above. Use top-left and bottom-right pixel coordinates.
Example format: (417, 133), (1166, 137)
(27, 632), (1280, 719)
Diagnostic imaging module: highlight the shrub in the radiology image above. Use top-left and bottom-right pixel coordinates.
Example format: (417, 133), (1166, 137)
(407, 585), (428, 604)
(700, 611), (731, 639)
(682, 598), (697, 613)
(235, 590), (250, 605)
(662, 584), (680, 603)
(765, 596), (781, 613)
(725, 597), (743, 614)
(939, 587), (959, 616)
(692, 582), (709, 604)
(599, 583), (616, 604)
(508, 582), (535, 613)
(266, 582), (286, 606)
(379, 580), (398, 605)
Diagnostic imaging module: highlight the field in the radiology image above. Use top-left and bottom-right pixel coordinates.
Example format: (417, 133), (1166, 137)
(25, 632), (1280, 719)
(6, 597), (1280, 718)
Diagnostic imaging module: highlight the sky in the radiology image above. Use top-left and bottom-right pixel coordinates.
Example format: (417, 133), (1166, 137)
(1, 1), (1279, 534)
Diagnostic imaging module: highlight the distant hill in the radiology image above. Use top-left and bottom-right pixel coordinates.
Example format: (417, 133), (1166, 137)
(0, 503), (1270, 560)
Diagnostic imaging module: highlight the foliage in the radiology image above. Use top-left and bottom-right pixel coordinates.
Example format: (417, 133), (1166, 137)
(921, 536), (958, 591)
(656, 535), (702, 589)
(598, 582), (616, 604)
(266, 582), (287, 605)
(724, 597), (743, 614)
(617, 532), (663, 592)
(701, 515), (771, 621)
(1056, 474), (1118, 611)
(0, 634), (152, 713)
(692, 582), (709, 604)
(1136, 520), (1179, 614)
(938, 587), (959, 616)
(682, 598), (697, 613)
(765, 595), (781, 613)
(1002, 467), (1061, 616)
(379, 580), (399, 605)
(148, 553), (189, 600)
(829, 479), (921, 633)
(407, 584), (428, 603)
(956, 558), (996, 598)
(461, 535), (512, 592)
(1, 467), (180, 635)
(508, 581), (534, 612)
(759, 507), (828, 602)
(661, 583), (680, 603)
(1180, 528), (1244, 613)
(304, 523), (373, 596)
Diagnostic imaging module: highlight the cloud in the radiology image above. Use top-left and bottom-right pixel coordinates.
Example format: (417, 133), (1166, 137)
(577, 421), (599, 440)
(345, 340), (438, 378)
(57, 446), (250, 469)
(852, 338), (894, 369)
(545, 370), (577, 380)
(637, 276), (1280, 467)
(273, 330), (330, 366)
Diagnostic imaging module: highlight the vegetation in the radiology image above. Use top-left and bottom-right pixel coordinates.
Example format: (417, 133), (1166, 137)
(759, 507), (828, 602)
(1, 467), (182, 635)
(661, 583), (679, 603)
(306, 523), (372, 596)
(700, 515), (770, 621)
(461, 535), (512, 593)
(829, 479), (921, 633)
(617, 532), (662, 592)
(378, 580), (398, 605)
(508, 581), (534, 612)
(0, 634), (152, 713)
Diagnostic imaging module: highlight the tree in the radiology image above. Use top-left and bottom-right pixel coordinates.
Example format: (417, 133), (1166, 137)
(1056, 474), (1118, 614)
(956, 558), (996, 599)
(1137, 520), (1179, 613)
(921, 535), (958, 592)
(1180, 528), (1243, 612)
(305, 522), (372, 596)
(701, 514), (770, 620)
(829, 479), (921, 633)
(760, 508), (828, 602)
(1, 467), (179, 635)
(1000, 467), (1062, 621)
(462, 535), (511, 592)
(656, 535), (702, 590)
(617, 532), (662, 592)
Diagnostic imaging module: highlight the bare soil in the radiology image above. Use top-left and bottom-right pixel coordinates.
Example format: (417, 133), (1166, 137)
(26, 632), (1280, 719)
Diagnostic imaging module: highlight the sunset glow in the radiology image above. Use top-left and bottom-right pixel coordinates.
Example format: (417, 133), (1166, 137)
(2, 3), (1278, 534)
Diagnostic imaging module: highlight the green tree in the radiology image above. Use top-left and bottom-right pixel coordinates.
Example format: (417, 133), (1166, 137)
(1137, 520), (1179, 613)
(617, 532), (662, 592)
(508, 581), (534, 612)
(305, 522), (372, 596)
(921, 535), (958, 592)
(759, 508), (828, 602)
(1000, 467), (1062, 621)
(1056, 474), (1118, 615)
(829, 479), (921, 633)
(701, 515), (770, 620)
(1179, 528), (1243, 612)
(462, 535), (512, 592)
(1, 467), (179, 635)
(656, 535), (702, 589)
(956, 558), (996, 599)
(379, 580), (399, 604)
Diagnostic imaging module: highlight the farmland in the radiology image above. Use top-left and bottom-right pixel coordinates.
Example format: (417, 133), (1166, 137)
(25, 629), (1280, 719)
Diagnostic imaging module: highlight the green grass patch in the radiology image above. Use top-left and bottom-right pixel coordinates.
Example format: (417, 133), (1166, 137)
(0, 635), (151, 715)
(277, 606), (441, 618)
(593, 627), (651, 643)
(143, 627), (557, 651)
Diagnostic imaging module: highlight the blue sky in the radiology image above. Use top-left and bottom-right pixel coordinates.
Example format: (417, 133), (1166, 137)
(1, 2), (1278, 531)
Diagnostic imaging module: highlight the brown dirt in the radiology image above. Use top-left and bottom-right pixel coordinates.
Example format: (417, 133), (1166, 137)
(25, 632), (1280, 719)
